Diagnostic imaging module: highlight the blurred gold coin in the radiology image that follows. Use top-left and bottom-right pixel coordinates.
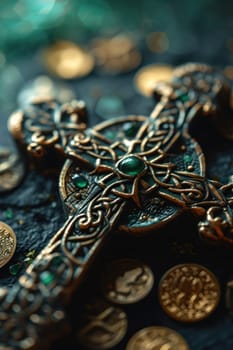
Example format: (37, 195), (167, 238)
(146, 32), (170, 53)
(158, 263), (220, 323)
(101, 258), (154, 304)
(223, 65), (233, 80)
(76, 299), (127, 349)
(0, 148), (25, 193)
(134, 64), (173, 96)
(43, 41), (94, 79)
(91, 35), (142, 74)
(126, 326), (189, 350)
(0, 222), (17, 269)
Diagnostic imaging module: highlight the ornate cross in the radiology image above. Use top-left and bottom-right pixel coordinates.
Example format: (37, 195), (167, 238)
(1, 63), (233, 348)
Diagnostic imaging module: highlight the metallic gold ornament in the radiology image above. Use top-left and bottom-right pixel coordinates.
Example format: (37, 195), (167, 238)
(0, 222), (17, 269)
(101, 258), (154, 304)
(42, 40), (94, 79)
(126, 326), (189, 350)
(134, 64), (173, 96)
(1, 63), (233, 348)
(76, 299), (127, 349)
(158, 264), (221, 322)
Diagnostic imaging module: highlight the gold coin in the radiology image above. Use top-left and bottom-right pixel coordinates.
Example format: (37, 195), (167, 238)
(101, 258), (154, 304)
(0, 222), (17, 269)
(0, 149), (25, 193)
(158, 263), (220, 323)
(76, 299), (127, 349)
(42, 40), (94, 79)
(126, 326), (189, 350)
(91, 35), (142, 74)
(134, 64), (173, 97)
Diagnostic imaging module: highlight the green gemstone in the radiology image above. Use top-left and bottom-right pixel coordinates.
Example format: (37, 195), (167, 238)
(40, 271), (55, 286)
(72, 174), (88, 189)
(184, 154), (192, 163)
(123, 122), (139, 138)
(5, 208), (13, 219)
(52, 256), (63, 266)
(118, 156), (145, 176)
(179, 93), (189, 103)
(9, 263), (22, 276)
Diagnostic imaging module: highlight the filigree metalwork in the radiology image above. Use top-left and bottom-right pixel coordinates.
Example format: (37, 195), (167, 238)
(1, 63), (233, 348)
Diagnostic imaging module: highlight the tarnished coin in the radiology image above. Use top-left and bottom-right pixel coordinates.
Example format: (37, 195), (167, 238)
(0, 149), (25, 193)
(126, 326), (189, 350)
(134, 64), (173, 96)
(17, 76), (75, 106)
(76, 299), (127, 349)
(0, 222), (17, 269)
(91, 35), (142, 74)
(158, 264), (220, 322)
(101, 258), (154, 304)
(42, 40), (94, 79)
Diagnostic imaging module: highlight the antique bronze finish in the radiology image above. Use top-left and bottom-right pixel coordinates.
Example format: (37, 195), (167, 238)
(0, 63), (232, 348)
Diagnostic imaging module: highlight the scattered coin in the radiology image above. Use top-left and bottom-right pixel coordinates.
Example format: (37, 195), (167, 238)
(146, 32), (170, 53)
(17, 75), (75, 106)
(134, 64), (173, 97)
(42, 40), (95, 79)
(76, 299), (127, 349)
(0, 222), (17, 269)
(101, 258), (154, 304)
(91, 34), (142, 74)
(0, 149), (25, 193)
(158, 263), (220, 323)
(223, 65), (233, 80)
(126, 326), (189, 350)
(226, 279), (233, 316)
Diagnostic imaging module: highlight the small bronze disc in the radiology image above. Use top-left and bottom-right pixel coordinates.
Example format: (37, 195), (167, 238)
(134, 64), (173, 96)
(0, 222), (17, 269)
(158, 263), (220, 323)
(101, 258), (154, 304)
(126, 326), (189, 350)
(76, 299), (127, 349)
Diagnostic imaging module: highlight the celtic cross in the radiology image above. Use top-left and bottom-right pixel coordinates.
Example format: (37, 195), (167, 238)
(1, 63), (233, 348)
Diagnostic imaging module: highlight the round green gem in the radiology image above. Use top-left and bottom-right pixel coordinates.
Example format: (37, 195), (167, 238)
(40, 271), (55, 286)
(123, 122), (139, 138)
(118, 156), (145, 176)
(179, 93), (189, 103)
(9, 263), (22, 276)
(184, 154), (192, 163)
(72, 174), (88, 189)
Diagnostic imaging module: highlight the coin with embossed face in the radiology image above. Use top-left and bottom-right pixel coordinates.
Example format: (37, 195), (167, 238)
(126, 326), (189, 350)
(101, 258), (154, 304)
(76, 299), (127, 349)
(158, 263), (220, 322)
(0, 222), (17, 269)
(134, 64), (173, 96)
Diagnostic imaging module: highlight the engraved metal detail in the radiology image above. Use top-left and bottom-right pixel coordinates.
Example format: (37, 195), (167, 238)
(1, 63), (232, 348)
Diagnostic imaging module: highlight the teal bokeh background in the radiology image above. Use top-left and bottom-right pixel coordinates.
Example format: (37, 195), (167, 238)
(1, 0), (233, 57)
